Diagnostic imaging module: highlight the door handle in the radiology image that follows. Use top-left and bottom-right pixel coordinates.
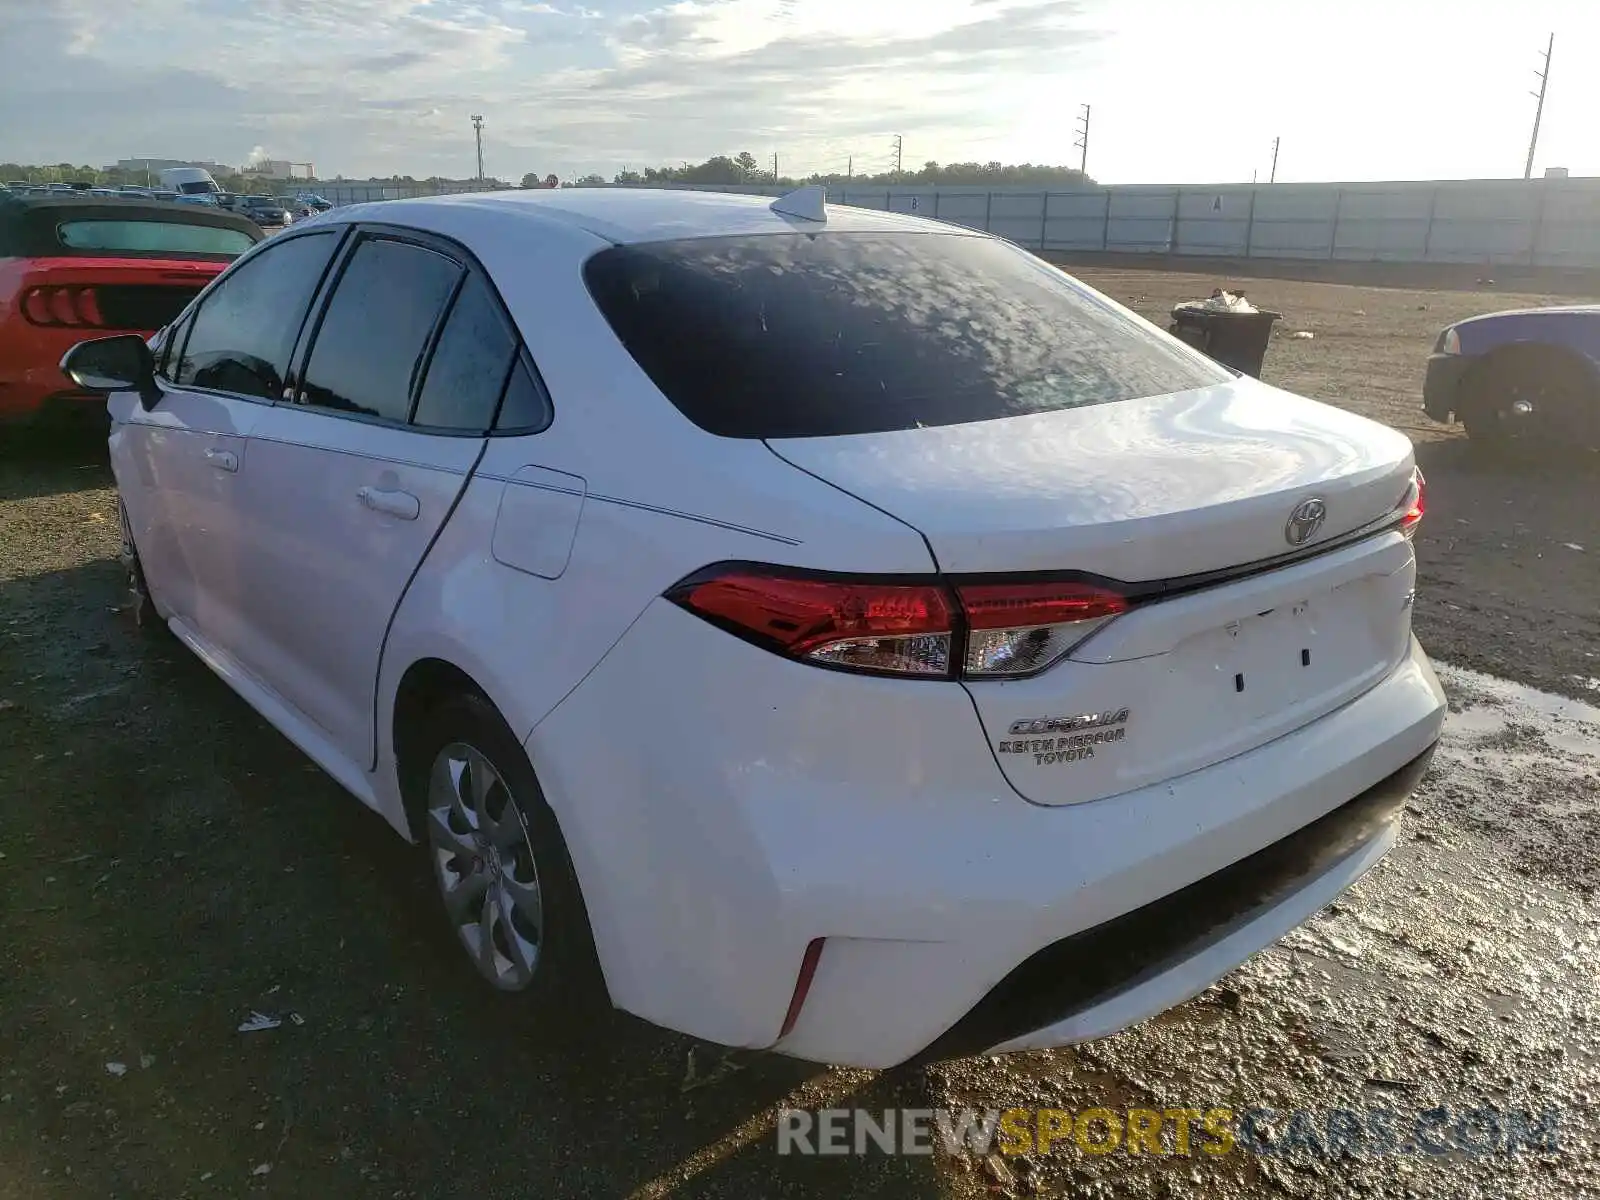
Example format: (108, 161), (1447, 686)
(357, 485), (420, 521)
(204, 447), (238, 473)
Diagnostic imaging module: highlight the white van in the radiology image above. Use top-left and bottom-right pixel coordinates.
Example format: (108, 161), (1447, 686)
(157, 167), (222, 196)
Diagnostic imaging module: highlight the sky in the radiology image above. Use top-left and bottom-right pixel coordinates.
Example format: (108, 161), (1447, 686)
(1, 0), (1595, 185)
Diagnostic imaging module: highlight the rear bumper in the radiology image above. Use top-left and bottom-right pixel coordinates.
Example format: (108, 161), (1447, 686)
(529, 599), (1446, 1068)
(1423, 353), (1469, 422)
(918, 741), (1433, 1061)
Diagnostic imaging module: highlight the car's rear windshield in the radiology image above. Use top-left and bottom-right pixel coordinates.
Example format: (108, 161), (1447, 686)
(583, 232), (1229, 439)
(56, 219), (256, 257)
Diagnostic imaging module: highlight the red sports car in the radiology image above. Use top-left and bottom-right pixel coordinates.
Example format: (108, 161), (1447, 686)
(0, 194), (261, 427)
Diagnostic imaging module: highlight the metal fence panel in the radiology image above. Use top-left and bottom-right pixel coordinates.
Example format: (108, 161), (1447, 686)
(304, 177), (1600, 268)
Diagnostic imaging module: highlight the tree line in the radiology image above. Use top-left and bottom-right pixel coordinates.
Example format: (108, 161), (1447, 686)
(554, 152), (1093, 189)
(4, 154), (1093, 193)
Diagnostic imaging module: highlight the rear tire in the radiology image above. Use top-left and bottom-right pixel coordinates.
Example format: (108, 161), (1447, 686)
(403, 691), (604, 1010)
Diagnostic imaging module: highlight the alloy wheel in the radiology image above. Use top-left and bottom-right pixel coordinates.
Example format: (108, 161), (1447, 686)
(426, 741), (545, 991)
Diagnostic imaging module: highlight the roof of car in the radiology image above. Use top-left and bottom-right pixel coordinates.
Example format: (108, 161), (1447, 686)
(0, 193), (264, 255)
(321, 186), (977, 246)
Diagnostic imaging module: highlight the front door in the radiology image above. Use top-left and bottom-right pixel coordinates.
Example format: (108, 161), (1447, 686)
(110, 228), (345, 648)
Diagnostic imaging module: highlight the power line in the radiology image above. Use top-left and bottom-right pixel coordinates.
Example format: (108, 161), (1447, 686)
(1072, 104), (1090, 176)
(1524, 33), (1554, 180)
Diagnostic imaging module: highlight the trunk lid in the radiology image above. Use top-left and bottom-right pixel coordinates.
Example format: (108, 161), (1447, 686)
(766, 379), (1416, 581)
(768, 378), (1421, 806)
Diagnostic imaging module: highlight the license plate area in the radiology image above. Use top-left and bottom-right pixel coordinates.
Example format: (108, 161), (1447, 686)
(1199, 599), (1354, 721)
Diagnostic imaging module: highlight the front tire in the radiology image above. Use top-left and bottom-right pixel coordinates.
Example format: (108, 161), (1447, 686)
(408, 692), (603, 1005)
(116, 496), (159, 630)
(1461, 348), (1598, 454)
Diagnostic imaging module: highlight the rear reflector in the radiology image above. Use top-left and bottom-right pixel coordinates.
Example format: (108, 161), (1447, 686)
(668, 567), (1128, 680)
(779, 938), (826, 1039)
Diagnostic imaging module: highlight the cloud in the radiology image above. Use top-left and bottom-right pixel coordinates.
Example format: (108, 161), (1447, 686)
(0, 0), (1102, 178)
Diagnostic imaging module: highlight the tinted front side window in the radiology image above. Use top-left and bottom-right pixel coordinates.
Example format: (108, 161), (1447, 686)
(175, 231), (338, 399)
(298, 238), (460, 422)
(413, 274), (515, 431)
(584, 234), (1229, 439)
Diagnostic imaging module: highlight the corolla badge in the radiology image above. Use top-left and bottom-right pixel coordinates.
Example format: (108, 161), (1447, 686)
(1284, 497), (1327, 546)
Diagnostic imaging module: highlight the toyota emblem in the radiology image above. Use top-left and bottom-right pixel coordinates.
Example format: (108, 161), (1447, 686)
(1284, 498), (1327, 546)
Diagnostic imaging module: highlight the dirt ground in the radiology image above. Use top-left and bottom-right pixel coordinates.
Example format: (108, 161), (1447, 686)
(2, 268), (1598, 1199)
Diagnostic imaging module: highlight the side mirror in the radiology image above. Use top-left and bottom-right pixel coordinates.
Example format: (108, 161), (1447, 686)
(61, 334), (160, 410)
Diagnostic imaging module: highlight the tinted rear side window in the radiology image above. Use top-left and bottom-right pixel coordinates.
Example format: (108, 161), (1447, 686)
(584, 234), (1228, 439)
(413, 274), (516, 431)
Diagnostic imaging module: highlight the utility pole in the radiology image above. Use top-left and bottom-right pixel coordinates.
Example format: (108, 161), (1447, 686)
(471, 114), (485, 182)
(1269, 136), (1280, 184)
(1525, 33), (1554, 179)
(847, 155), (852, 182)
(892, 134), (903, 178)
(1073, 104), (1091, 176)
(772, 152), (779, 184)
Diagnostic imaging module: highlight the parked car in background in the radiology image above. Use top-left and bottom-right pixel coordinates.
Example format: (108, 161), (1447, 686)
(280, 196), (314, 220)
(0, 193), (261, 427)
(145, 190), (182, 203)
(174, 194), (219, 206)
(1425, 307), (1600, 449)
(295, 192), (334, 212)
(158, 167), (224, 197)
(63, 188), (1442, 1068)
(238, 194), (291, 227)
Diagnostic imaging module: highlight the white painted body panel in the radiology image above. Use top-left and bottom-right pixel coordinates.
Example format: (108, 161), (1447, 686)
(108, 389), (264, 643)
(766, 379), (1417, 581)
(227, 407), (482, 769)
(531, 603), (1441, 1066)
(106, 188), (1449, 1067)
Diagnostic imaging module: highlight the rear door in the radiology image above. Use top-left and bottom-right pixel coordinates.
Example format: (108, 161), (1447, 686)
(231, 229), (520, 769)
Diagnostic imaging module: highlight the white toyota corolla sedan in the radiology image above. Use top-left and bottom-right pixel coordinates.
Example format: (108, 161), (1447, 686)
(63, 186), (1445, 1068)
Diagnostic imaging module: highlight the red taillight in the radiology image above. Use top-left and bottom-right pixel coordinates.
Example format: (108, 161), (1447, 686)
(21, 287), (54, 325)
(73, 287), (104, 327)
(1399, 469), (1425, 538)
(19, 285), (105, 329)
(48, 287), (81, 326)
(957, 580), (1129, 678)
(671, 571), (956, 676)
(669, 567), (1129, 680)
